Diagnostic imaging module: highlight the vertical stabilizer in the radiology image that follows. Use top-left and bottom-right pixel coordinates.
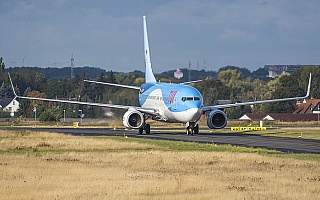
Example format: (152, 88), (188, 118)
(143, 16), (157, 83)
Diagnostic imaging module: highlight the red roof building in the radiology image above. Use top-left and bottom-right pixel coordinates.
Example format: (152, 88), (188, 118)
(294, 99), (320, 114)
(239, 113), (318, 122)
(239, 99), (320, 122)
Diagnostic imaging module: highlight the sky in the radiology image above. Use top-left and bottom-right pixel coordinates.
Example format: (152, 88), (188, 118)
(1, 0), (320, 73)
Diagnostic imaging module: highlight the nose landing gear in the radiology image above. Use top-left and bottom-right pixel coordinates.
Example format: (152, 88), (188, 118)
(186, 123), (199, 135)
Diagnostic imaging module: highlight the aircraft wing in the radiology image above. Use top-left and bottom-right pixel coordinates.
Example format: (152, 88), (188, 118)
(16, 94), (158, 114)
(202, 73), (312, 112)
(180, 80), (202, 85)
(84, 80), (141, 90)
(8, 74), (157, 115)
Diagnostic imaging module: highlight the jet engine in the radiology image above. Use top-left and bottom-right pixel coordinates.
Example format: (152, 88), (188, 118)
(206, 109), (227, 129)
(123, 110), (144, 129)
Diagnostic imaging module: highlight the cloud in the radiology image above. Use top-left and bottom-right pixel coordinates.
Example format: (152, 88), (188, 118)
(218, 29), (257, 43)
(1, 0), (320, 71)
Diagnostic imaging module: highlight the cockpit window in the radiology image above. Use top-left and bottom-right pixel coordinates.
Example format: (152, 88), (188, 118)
(194, 97), (200, 101)
(181, 96), (201, 102)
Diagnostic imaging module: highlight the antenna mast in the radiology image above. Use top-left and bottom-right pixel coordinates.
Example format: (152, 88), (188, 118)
(70, 54), (75, 78)
(188, 60), (191, 82)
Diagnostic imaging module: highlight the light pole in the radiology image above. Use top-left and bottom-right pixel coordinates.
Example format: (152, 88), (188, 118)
(79, 109), (82, 124)
(318, 105), (320, 125)
(34, 107), (37, 121)
(63, 110), (66, 122)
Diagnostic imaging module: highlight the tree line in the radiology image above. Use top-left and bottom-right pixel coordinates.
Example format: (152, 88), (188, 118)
(0, 57), (319, 121)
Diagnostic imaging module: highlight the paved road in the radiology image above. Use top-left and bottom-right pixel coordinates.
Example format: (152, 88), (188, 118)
(4, 127), (320, 154)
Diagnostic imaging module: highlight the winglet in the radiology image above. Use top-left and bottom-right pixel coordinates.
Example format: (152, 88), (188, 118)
(305, 73), (312, 98)
(8, 73), (17, 98)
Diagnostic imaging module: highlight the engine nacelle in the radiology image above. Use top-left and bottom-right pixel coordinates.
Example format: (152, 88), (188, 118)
(123, 110), (144, 129)
(206, 109), (227, 129)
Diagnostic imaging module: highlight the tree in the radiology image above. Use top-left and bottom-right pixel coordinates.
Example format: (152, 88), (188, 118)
(251, 79), (269, 113)
(27, 91), (47, 107)
(25, 90), (47, 118)
(227, 105), (252, 119)
(291, 66), (320, 98)
(218, 66), (250, 78)
(217, 69), (245, 103)
(0, 57), (5, 73)
(218, 69), (242, 89)
(195, 78), (230, 106)
(252, 67), (268, 78)
(0, 82), (6, 98)
(134, 77), (145, 86)
(263, 86), (295, 113)
(105, 70), (116, 83)
(13, 70), (46, 93)
(279, 75), (304, 97)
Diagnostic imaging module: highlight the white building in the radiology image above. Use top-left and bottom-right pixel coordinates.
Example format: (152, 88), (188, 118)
(174, 69), (183, 79)
(0, 98), (20, 116)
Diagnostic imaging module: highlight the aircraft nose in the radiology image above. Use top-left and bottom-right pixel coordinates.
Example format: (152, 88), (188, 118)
(185, 107), (201, 122)
(187, 101), (202, 111)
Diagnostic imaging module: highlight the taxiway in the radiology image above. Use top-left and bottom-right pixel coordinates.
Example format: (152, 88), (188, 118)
(9, 127), (320, 154)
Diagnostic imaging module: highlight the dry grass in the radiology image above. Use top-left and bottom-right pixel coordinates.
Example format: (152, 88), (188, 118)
(0, 130), (319, 199)
(257, 127), (320, 140)
(0, 130), (159, 153)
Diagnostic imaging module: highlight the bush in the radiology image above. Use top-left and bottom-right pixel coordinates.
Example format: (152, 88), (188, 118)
(0, 111), (11, 118)
(39, 110), (61, 122)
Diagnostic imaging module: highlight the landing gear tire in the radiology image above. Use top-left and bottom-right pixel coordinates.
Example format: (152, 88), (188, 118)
(187, 126), (193, 135)
(138, 124), (151, 135)
(186, 124), (199, 135)
(194, 124), (199, 134)
(145, 124), (151, 135)
(138, 126), (143, 134)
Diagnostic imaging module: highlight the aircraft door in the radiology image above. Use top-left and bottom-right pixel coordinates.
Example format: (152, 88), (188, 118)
(155, 94), (159, 106)
(173, 92), (179, 110)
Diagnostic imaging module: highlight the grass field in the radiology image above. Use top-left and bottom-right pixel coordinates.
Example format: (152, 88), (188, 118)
(200, 127), (320, 140)
(0, 129), (319, 199)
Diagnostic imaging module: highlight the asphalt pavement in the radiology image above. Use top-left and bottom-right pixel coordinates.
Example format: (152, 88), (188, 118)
(5, 127), (319, 154)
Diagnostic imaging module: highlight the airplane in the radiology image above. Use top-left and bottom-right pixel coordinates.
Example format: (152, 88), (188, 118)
(8, 16), (312, 135)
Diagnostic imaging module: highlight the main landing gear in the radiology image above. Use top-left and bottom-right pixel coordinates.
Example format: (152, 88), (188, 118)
(138, 114), (151, 135)
(138, 123), (150, 134)
(186, 123), (199, 135)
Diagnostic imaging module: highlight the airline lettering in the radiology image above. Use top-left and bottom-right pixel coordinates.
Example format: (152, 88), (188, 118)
(140, 94), (168, 101)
